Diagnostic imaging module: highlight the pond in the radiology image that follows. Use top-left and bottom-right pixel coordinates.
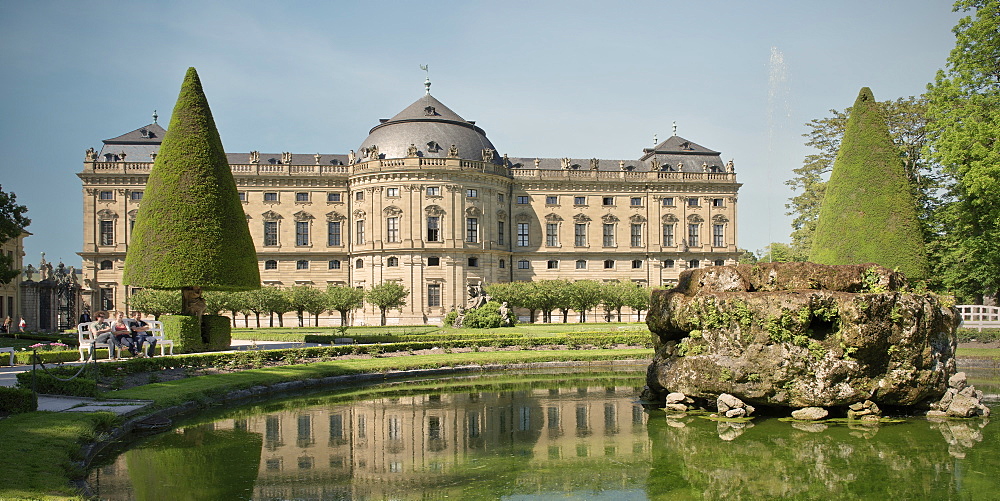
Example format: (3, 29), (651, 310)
(87, 367), (1000, 500)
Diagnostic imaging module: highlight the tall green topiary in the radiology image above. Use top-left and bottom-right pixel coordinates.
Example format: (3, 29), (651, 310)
(124, 67), (259, 341)
(810, 87), (928, 279)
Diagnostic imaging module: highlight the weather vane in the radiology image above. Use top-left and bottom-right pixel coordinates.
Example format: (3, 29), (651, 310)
(672, 121), (677, 135)
(152, 110), (158, 123)
(420, 64), (430, 94)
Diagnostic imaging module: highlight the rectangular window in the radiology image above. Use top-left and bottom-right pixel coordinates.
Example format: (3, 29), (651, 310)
(603, 223), (615, 247)
(497, 194), (505, 203)
(576, 260), (587, 269)
(428, 284), (441, 307)
(602, 196), (614, 206)
(386, 187), (400, 197)
(99, 220), (114, 246)
(327, 192), (341, 202)
(264, 192), (278, 202)
(386, 217), (400, 243)
(547, 260), (558, 269)
(426, 216), (440, 242)
(466, 218), (478, 243)
(662, 224), (675, 246)
(239, 192), (247, 202)
(517, 195), (529, 204)
(518, 260), (530, 269)
(546, 195), (558, 205)
(661, 197), (674, 207)
(99, 191), (113, 200)
(713, 224), (725, 247)
(296, 192), (309, 202)
(632, 259), (643, 269)
(713, 198), (724, 207)
(466, 189), (478, 198)
(517, 223), (529, 247)
(604, 260), (615, 269)
(546, 223), (558, 246)
(426, 186), (440, 197)
(296, 221), (310, 246)
(631, 223), (642, 247)
(328, 221), (342, 246)
(498, 221), (505, 244)
(688, 224), (700, 247)
(355, 191), (364, 201)
(264, 221), (278, 246)
(130, 191), (143, 201)
(468, 257), (479, 267)
(329, 260), (341, 269)
(687, 197), (700, 207)
(630, 197), (642, 206)
(574, 196), (586, 205)
(575, 223), (586, 246)
(427, 256), (440, 266)
(356, 220), (365, 244)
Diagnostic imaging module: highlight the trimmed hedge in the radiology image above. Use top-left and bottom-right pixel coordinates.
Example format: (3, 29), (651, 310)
(15, 372), (99, 397)
(163, 314), (232, 353)
(0, 387), (37, 415)
(956, 328), (1000, 343)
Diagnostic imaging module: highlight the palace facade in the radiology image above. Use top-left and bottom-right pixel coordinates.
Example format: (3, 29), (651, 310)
(79, 89), (742, 325)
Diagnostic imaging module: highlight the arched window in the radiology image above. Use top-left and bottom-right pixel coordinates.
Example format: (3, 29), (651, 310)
(329, 260), (341, 269)
(356, 259), (364, 269)
(296, 259), (309, 270)
(387, 256), (399, 267)
(663, 259), (675, 268)
(264, 260), (278, 270)
(99, 260), (113, 270)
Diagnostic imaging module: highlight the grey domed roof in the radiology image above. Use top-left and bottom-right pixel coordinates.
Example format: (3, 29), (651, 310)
(356, 94), (502, 165)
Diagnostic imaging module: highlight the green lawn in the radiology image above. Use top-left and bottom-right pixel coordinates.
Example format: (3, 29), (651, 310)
(231, 322), (649, 341)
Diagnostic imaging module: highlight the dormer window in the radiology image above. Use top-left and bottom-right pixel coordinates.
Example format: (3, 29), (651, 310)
(424, 106), (436, 116)
(140, 128), (149, 138)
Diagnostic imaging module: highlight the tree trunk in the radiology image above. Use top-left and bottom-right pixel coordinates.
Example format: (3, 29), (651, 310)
(380, 308), (387, 326)
(340, 311), (348, 327)
(255, 312), (261, 328)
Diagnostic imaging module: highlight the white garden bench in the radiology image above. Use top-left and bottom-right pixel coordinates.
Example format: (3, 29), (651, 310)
(0, 346), (14, 365)
(147, 320), (174, 356)
(77, 322), (121, 361)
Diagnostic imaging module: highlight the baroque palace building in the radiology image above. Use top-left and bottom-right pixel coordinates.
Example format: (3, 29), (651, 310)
(79, 85), (742, 325)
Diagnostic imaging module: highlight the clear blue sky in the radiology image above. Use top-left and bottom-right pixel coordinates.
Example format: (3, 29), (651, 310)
(0, 0), (962, 268)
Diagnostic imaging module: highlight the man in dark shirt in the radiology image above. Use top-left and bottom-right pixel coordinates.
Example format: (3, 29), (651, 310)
(129, 312), (158, 357)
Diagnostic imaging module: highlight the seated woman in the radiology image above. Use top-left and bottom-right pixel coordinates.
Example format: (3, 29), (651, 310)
(111, 312), (140, 358)
(128, 312), (157, 357)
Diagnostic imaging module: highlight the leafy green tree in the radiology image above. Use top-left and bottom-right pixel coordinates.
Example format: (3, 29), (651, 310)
(123, 67), (260, 331)
(326, 285), (365, 327)
(127, 289), (180, 319)
(242, 288), (268, 328)
(926, 0), (1000, 301)
(462, 300), (506, 328)
(810, 87), (929, 279)
(258, 286), (290, 327)
(756, 242), (808, 263)
(485, 282), (533, 322)
(600, 281), (628, 322)
(365, 282), (409, 326)
(0, 185), (29, 285)
(623, 283), (651, 322)
(285, 285), (325, 327)
(787, 96), (937, 257)
(567, 280), (603, 323)
(535, 280), (568, 323)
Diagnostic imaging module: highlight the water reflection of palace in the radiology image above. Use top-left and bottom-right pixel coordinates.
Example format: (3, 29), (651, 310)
(99, 384), (651, 499)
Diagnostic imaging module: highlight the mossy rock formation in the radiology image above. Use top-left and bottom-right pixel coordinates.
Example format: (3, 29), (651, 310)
(645, 262), (958, 408)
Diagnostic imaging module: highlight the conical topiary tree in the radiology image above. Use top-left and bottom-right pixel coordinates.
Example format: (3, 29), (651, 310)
(810, 87), (928, 279)
(124, 67), (259, 348)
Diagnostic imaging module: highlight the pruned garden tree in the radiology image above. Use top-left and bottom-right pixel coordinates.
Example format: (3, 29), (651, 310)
(926, 0), (1000, 302)
(366, 281), (409, 326)
(809, 87), (929, 280)
(0, 185), (30, 285)
(127, 289), (180, 319)
(123, 67), (259, 349)
(243, 287), (273, 328)
(261, 286), (292, 327)
(326, 285), (365, 327)
(623, 283), (651, 322)
(285, 285), (325, 327)
(567, 280), (604, 323)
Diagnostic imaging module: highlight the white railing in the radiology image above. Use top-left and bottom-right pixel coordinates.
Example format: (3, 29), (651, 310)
(957, 305), (1000, 331)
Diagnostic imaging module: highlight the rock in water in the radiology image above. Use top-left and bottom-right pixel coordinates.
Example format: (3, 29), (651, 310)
(791, 407), (829, 421)
(645, 262), (960, 409)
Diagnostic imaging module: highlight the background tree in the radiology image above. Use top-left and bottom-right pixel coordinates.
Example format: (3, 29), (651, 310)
(243, 288), (271, 328)
(260, 286), (291, 327)
(623, 283), (651, 322)
(365, 282), (409, 326)
(285, 285), (325, 327)
(123, 67), (259, 343)
(787, 96), (936, 257)
(326, 285), (365, 327)
(567, 280), (603, 323)
(755, 242), (808, 263)
(810, 87), (929, 279)
(600, 281), (628, 322)
(926, 0), (1000, 302)
(535, 280), (567, 323)
(127, 289), (180, 319)
(0, 185), (30, 285)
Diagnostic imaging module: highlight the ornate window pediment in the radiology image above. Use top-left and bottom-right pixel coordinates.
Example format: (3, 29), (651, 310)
(465, 206), (482, 217)
(712, 214), (730, 223)
(262, 210), (282, 221)
(687, 214), (704, 223)
(629, 214), (647, 223)
(661, 213), (678, 223)
(127, 209), (138, 220)
(514, 213), (532, 223)
(602, 214), (619, 223)
(424, 205), (445, 216)
(496, 209), (507, 220)
(544, 213), (563, 222)
(293, 210), (314, 221)
(353, 209), (366, 219)
(326, 211), (345, 222)
(383, 205), (403, 217)
(97, 209), (118, 219)
(573, 213), (592, 223)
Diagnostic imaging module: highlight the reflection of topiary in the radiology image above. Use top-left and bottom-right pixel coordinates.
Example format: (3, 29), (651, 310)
(810, 87), (928, 279)
(124, 67), (260, 312)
